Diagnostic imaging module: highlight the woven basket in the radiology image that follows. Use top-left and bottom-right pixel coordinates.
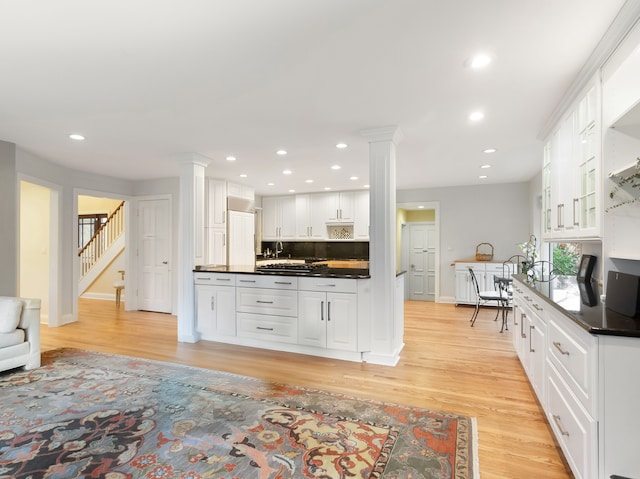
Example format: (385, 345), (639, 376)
(475, 242), (494, 261)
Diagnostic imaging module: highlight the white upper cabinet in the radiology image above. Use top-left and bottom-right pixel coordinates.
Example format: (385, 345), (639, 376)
(206, 178), (227, 229)
(295, 194), (328, 239)
(326, 191), (355, 222)
(262, 196), (296, 241)
(227, 182), (254, 200)
(543, 78), (601, 241)
(353, 190), (370, 240)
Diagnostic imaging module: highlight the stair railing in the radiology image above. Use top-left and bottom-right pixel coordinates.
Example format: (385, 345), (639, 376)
(78, 201), (125, 277)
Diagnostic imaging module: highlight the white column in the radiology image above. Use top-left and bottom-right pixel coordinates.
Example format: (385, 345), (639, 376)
(177, 153), (209, 343)
(361, 126), (404, 365)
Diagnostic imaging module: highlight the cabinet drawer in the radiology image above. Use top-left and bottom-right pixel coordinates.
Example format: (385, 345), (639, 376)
(547, 362), (597, 479)
(455, 262), (483, 272)
(298, 277), (357, 293)
(236, 275), (298, 290)
(194, 273), (236, 286)
(237, 313), (297, 344)
(236, 288), (298, 317)
(547, 312), (598, 414)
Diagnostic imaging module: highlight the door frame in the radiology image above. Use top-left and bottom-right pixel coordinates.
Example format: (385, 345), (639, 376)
(398, 201), (441, 302)
(73, 188), (133, 317)
(17, 174), (62, 326)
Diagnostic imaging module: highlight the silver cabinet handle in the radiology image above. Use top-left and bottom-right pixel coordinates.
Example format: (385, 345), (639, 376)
(274, 281), (292, 285)
(216, 278), (231, 282)
(520, 313), (526, 339)
(532, 303), (543, 311)
(197, 277), (211, 281)
(256, 326), (274, 331)
(524, 295), (532, 302)
(529, 325), (535, 352)
(327, 301), (331, 321)
(513, 305), (518, 326)
(572, 198), (579, 226)
(316, 284), (336, 287)
(553, 341), (570, 356)
(256, 300), (274, 304)
(210, 297), (215, 310)
(239, 279), (256, 283)
(321, 301), (324, 321)
(552, 415), (570, 437)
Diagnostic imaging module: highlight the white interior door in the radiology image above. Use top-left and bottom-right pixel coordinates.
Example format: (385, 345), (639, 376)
(409, 223), (436, 301)
(138, 198), (171, 313)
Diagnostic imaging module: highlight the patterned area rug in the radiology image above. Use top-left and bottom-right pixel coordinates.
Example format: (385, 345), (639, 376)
(0, 349), (478, 479)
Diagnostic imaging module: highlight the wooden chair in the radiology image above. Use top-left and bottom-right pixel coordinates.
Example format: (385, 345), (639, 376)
(114, 270), (125, 308)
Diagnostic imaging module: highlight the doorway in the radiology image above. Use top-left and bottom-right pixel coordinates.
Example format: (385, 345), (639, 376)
(18, 179), (61, 326)
(407, 222), (436, 301)
(399, 202), (440, 302)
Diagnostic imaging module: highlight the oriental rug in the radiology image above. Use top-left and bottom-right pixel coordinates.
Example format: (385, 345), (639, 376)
(0, 348), (479, 479)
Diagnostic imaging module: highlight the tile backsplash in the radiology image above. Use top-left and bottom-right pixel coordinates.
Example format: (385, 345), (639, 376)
(260, 241), (369, 260)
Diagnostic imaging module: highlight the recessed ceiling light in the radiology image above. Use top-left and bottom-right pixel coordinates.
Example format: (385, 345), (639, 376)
(469, 54), (492, 69)
(479, 175), (488, 179)
(69, 133), (85, 141)
(276, 149), (287, 156)
(331, 165), (341, 170)
(239, 174), (248, 178)
(364, 185), (370, 188)
(469, 111), (484, 122)
(288, 189), (296, 193)
(225, 156), (236, 162)
(418, 205), (425, 209)
(267, 182), (275, 186)
(324, 187), (332, 191)
(483, 148), (497, 154)
(480, 164), (491, 169)
(336, 142), (347, 149)
(305, 179), (314, 183)
(349, 176), (359, 181)
(283, 169), (292, 175)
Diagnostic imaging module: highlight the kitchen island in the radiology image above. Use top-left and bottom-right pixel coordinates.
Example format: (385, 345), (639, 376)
(193, 264), (404, 363)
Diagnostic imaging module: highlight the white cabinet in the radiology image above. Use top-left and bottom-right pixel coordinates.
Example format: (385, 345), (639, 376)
(326, 191), (355, 222)
(353, 190), (370, 240)
(262, 196), (296, 240)
(194, 273), (236, 339)
(454, 262), (495, 305)
(295, 194), (327, 239)
(206, 179), (227, 265)
(227, 182), (254, 200)
(543, 79), (601, 240)
(518, 292), (547, 403)
(228, 211), (255, 266)
(298, 278), (358, 351)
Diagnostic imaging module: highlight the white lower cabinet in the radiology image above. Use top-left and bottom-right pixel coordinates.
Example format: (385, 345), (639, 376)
(512, 277), (611, 479)
(454, 261), (505, 305)
(195, 274), (237, 339)
(298, 277), (358, 351)
(194, 272), (368, 361)
(546, 361), (597, 479)
(298, 291), (357, 351)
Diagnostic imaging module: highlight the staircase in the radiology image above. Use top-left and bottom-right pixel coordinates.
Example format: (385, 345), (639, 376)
(78, 201), (125, 294)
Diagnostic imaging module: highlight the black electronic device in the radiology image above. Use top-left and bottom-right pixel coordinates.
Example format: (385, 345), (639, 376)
(606, 270), (640, 318)
(577, 255), (596, 283)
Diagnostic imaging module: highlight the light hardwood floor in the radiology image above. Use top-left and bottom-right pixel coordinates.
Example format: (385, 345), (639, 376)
(40, 298), (573, 479)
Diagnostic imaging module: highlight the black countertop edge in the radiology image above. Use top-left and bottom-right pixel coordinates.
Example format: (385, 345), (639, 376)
(514, 275), (640, 338)
(194, 265), (371, 279)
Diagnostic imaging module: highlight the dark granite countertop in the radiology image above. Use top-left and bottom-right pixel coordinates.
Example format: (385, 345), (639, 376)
(194, 264), (371, 279)
(514, 274), (640, 338)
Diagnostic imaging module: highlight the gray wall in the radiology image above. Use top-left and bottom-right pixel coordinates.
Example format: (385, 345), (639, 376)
(398, 182), (531, 300)
(0, 140), (17, 296)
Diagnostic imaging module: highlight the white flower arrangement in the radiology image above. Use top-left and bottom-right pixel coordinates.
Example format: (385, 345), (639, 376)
(518, 235), (538, 279)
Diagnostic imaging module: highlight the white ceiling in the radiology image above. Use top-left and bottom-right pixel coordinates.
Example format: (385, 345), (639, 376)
(0, 0), (628, 196)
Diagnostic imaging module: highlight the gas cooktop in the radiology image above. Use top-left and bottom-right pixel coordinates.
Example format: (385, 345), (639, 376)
(256, 263), (329, 273)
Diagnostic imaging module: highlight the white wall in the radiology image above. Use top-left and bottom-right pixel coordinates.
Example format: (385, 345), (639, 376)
(398, 182), (531, 301)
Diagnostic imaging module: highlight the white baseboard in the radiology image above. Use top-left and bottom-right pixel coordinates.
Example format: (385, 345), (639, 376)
(438, 296), (456, 304)
(81, 292), (123, 302)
